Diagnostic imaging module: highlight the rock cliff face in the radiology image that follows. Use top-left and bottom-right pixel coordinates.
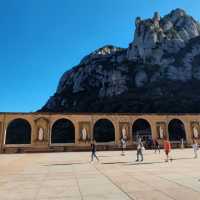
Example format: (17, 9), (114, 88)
(40, 9), (200, 113)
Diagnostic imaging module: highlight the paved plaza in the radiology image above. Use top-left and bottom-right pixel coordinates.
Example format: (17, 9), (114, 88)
(0, 149), (200, 200)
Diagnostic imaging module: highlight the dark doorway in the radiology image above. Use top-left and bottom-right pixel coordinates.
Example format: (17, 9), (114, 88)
(168, 119), (186, 141)
(132, 119), (152, 147)
(6, 119), (31, 144)
(93, 119), (115, 143)
(51, 119), (75, 143)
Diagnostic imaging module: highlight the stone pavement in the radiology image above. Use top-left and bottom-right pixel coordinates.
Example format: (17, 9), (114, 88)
(0, 149), (200, 200)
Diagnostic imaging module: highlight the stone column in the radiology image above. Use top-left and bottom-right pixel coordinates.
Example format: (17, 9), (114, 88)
(150, 121), (157, 140)
(33, 117), (50, 148)
(165, 121), (169, 140)
(118, 122), (131, 145)
(0, 122), (2, 153)
(184, 120), (193, 145)
(77, 121), (91, 145)
(74, 121), (79, 145)
(31, 121), (36, 145)
(1, 119), (6, 151)
(129, 121), (133, 144)
(90, 117), (95, 141)
(114, 121), (120, 145)
(47, 120), (51, 146)
(48, 119), (53, 145)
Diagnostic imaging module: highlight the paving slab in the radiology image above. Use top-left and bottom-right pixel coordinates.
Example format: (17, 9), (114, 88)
(0, 149), (200, 200)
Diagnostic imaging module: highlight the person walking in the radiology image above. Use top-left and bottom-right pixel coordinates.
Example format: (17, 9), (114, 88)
(192, 139), (199, 159)
(154, 139), (160, 153)
(120, 137), (127, 156)
(136, 137), (144, 162)
(163, 137), (171, 162)
(180, 138), (184, 149)
(90, 140), (99, 162)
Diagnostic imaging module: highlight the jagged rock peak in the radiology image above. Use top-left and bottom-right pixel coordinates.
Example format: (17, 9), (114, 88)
(153, 11), (161, 22)
(135, 8), (187, 25)
(92, 45), (124, 55)
(128, 8), (200, 64)
(80, 45), (125, 65)
(40, 8), (200, 114)
(169, 8), (186, 17)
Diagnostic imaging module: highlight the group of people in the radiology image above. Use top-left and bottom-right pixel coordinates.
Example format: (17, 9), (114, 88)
(135, 137), (171, 162)
(136, 137), (199, 162)
(90, 137), (199, 163)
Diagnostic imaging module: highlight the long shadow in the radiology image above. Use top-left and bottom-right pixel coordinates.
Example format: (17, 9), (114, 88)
(101, 161), (164, 165)
(101, 161), (129, 165)
(101, 157), (195, 166)
(125, 157), (195, 166)
(98, 155), (113, 158)
(43, 157), (195, 167)
(44, 162), (87, 166)
(125, 161), (164, 166)
(172, 157), (194, 161)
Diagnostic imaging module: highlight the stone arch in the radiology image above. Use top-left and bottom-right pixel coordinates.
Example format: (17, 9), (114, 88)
(93, 119), (115, 143)
(132, 118), (152, 143)
(5, 118), (32, 144)
(168, 119), (186, 141)
(51, 118), (75, 144)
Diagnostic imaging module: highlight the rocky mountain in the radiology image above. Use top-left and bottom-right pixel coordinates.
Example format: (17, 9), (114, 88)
(40, 9), (200, 113)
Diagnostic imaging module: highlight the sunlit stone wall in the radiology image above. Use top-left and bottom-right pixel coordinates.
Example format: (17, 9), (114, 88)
(0, 112), (199, 153)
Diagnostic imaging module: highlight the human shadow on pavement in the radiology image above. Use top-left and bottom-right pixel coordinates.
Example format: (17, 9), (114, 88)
(125, 161), (164, 165)
(44, 162), (87, 166)
(171, 157), (194, 161)
(124, 157), (194, 166)
(98, 155), (113, 158)
(44, 157), (194, 166)
(101, 161), (130, 165)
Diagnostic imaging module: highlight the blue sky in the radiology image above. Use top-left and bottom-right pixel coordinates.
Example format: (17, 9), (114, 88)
(0, 0), (200, 112)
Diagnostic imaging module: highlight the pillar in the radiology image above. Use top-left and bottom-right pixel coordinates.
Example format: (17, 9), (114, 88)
(49, 119), (54, 145)
(31, 121), (36, 145)
(184, 120), (193, 145)
(90, 121), (94, 141)
(129, 121), (133, 144)
(74, 120), (79, 145)
(47, 119), (51, 146)
(150, 121), (157, 140)
(114, 121), (120, 145)
(0, 122), (2, 153)
(2, 116), (7, 152)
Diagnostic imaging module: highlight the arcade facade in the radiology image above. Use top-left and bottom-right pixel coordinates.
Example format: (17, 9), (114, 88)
(0, 113), (199, 153)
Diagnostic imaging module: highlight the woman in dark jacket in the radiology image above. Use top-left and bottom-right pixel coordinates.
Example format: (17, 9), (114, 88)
(90, 140), (99, 162)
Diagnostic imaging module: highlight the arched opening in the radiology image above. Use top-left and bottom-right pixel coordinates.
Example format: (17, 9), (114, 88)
(6, 118), (31, 144)
(168, 119), (186, 141)
(93, 119), (115, 143)
(51, 119), (75, 143)
(132, 119), (152, 147)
